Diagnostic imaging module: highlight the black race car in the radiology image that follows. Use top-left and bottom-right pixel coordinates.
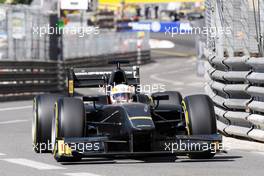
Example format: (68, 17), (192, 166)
(32, 61), (222, 162)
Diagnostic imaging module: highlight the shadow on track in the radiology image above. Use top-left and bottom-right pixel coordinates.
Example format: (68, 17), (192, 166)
(60, 155), (242, 165)
(177, 155), (242, 163)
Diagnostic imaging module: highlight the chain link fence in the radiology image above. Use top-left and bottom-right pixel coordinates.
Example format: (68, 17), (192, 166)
(205, 0), (264, 56)
(0, 4), (150, 62)
(0, 5), (59, 61)
(0, 5), (8, 60)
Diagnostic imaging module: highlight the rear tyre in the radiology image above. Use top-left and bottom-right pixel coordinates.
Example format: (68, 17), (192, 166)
(52, 97), (85, 162)
(32, 94), (63, 153)
(182, 94), (217, 159)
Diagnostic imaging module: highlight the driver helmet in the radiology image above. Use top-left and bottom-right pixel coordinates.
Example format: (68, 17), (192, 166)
(110, 84), (133, 104)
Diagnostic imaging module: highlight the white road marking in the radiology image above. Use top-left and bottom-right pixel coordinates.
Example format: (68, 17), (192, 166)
(64, 173), (103, 176)
(0, 153), (6, 156)
(0, 119), (29, 125)
(0, 106), (32, 112)
(1, 158), (65, 170)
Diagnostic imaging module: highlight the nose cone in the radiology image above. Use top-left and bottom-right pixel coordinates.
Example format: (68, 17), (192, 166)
(129, 116), (155, 131)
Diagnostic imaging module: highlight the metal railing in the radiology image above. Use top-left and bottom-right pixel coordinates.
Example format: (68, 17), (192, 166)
(0, 60), (65, 101)
(205, 55), (264, 142)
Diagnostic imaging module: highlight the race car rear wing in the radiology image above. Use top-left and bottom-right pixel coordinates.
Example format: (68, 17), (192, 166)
(67, 66), (140, 95)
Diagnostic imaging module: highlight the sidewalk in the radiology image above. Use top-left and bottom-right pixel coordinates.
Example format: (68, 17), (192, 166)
(223, 136), (264, 152)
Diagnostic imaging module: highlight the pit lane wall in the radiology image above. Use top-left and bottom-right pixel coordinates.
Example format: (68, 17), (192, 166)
(204, 0), (264, 142)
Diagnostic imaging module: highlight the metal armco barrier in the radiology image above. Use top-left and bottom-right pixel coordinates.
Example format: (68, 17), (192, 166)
(205, 55), (264, 142)
(0, 61), (65, 101)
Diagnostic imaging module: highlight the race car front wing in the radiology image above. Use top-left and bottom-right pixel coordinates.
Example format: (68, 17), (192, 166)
(54, 134), (222, 161)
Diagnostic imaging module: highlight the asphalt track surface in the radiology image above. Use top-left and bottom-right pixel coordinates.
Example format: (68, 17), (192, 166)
(0, 57), (264, 176)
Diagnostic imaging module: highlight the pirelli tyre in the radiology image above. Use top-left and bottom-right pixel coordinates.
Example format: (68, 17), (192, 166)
(52, 97), (85, 162)
(32, 94), (64, 153)
(182, 94), (217, 159)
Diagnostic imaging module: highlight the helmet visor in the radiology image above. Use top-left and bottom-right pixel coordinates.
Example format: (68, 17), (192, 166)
(112, 93), (131, 102)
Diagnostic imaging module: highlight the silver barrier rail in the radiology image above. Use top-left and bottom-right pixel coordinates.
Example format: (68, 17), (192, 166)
(203, 0), (264, 142)
(205, 56), (264, 142)
(0, 60), (65, 101)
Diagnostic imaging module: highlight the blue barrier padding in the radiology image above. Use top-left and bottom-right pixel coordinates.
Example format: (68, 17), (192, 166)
(117, 21), (192, 33)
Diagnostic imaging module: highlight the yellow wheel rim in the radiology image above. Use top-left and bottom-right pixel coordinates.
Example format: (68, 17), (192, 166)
(182, 100), (191, 135)
(53, 102), (59, 157)
(32, 98), (37, 145)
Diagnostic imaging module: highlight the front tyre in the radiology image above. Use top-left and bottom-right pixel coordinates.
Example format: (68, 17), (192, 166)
(32, 94), (63, 153)
(182, 94), (217, 159)
(52, 97), (85, 162)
